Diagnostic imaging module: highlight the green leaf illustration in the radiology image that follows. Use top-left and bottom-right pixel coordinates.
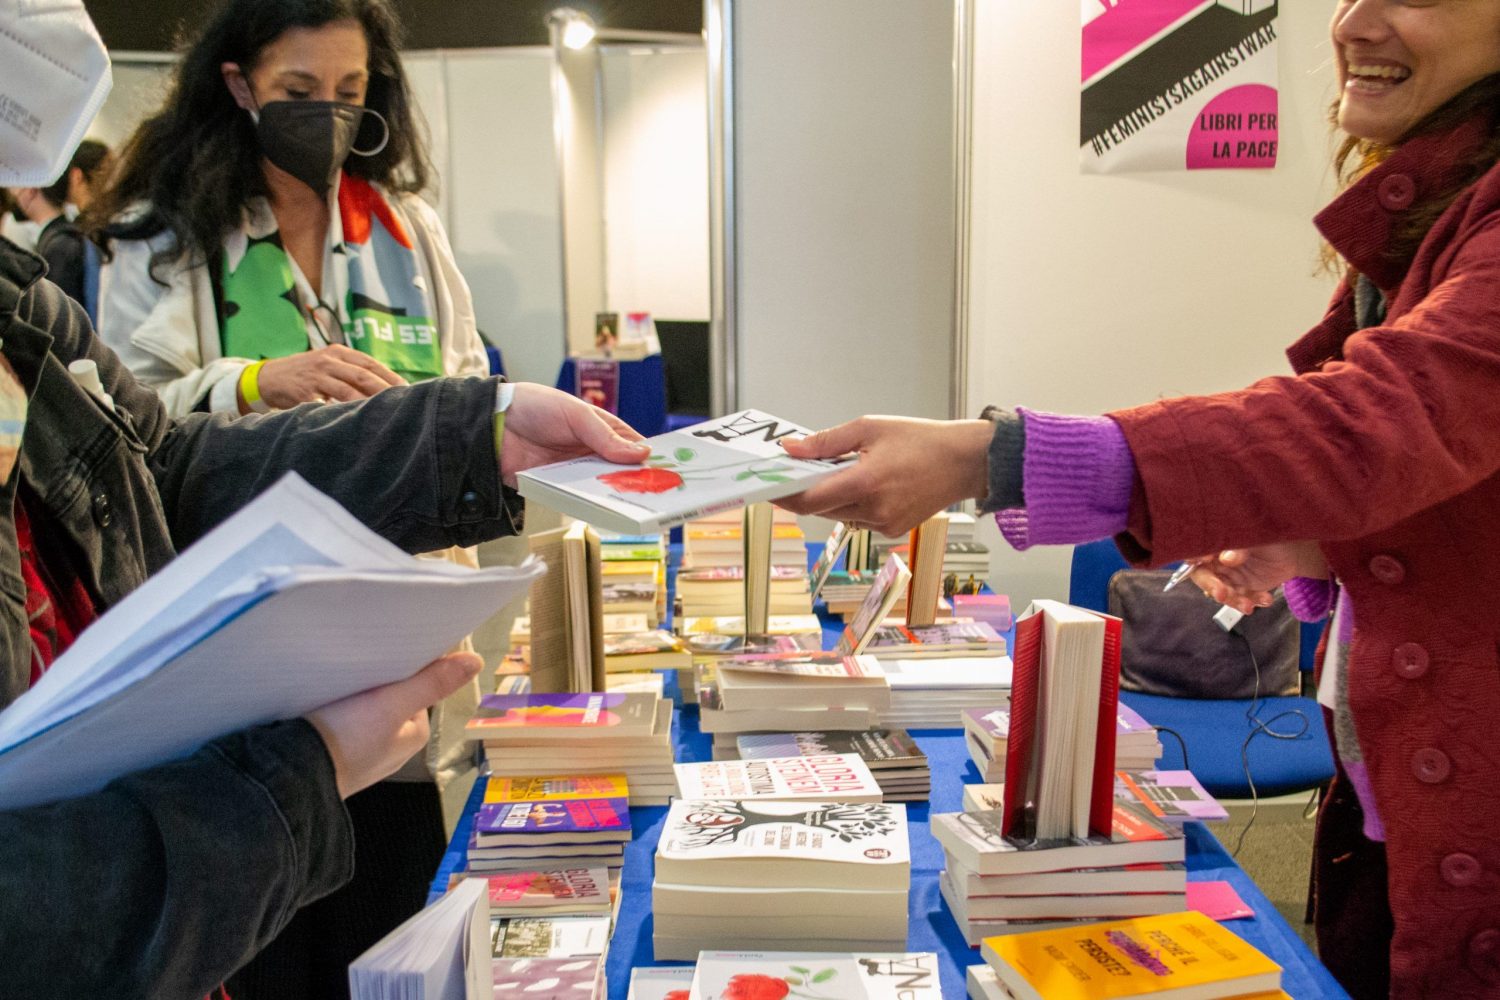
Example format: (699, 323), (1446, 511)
(734, 470), (756, 480)
(756, 473), (791, 483)
(783, 976), (804, 986)
(812, 969), (837, 983)
(674, 447), (696, 463)
(791, 967), (811, 976)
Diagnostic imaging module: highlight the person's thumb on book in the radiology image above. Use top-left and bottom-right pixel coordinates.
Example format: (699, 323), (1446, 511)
(307, 652), (483, 799)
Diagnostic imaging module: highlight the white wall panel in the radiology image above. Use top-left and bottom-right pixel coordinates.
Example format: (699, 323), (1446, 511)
(730, 0), (956, 429)
(966, 0), (1340, 607)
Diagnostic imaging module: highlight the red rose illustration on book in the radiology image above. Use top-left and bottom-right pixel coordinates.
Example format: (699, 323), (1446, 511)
(596, 448), (793, 495)
(723, 974), (790, 1000)
(598, 467), (685, 494)
(722, 967), (842, 1000)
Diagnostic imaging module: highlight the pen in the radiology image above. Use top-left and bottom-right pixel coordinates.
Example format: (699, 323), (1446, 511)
(1162, 560), (1201, 592)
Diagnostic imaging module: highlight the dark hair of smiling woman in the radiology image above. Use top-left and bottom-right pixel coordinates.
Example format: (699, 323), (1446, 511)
(90, 0), (432, 280)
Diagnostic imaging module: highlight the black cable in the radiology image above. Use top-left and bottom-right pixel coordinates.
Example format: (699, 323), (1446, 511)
(1230, 627), (1311, 857)
(1153, 725), (1190, 774)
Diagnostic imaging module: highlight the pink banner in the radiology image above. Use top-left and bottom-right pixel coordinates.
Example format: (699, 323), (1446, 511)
(1083, 0), (1209, 84)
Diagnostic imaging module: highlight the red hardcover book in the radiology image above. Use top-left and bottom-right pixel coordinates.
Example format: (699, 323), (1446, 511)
(1000, 602), (1121, 840)
(1000, 611), (1044, 838)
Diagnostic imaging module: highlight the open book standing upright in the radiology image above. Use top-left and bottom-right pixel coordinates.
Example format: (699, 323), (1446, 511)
(1001, 599), (1122, 841)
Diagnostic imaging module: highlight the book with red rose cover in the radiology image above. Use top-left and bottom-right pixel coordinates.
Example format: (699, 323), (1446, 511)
(656, 798), (909, 890)
(516, 409), (854, 534)
(1001, 600), (1121, 841)
(466, 692), (664, 741)
(628, 966), (695, 1000)
(674, 753), (883, 803)
(688, 951), (941, 1000)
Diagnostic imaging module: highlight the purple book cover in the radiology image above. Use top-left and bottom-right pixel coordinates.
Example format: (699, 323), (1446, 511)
(475, 797), (631, 837)
(1115, 769), (1228, 823)
(467, 692), (659, 735)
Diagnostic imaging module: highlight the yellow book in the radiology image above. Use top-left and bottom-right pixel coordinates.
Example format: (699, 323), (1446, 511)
(981, 910), (1281, 1000)
(481, 774), (630, 803)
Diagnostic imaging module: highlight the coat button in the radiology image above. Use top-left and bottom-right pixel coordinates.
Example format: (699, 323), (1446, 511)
(1470, 929), (1500, 982)
(1413, 747), (1451, 783)
(92, 493), (112, 528)
(1369, 553), (1406, 585)
(1378, 173), (1416, 210)
(1392, 643), (1429, 679)
(1442, 852), (1482, 887)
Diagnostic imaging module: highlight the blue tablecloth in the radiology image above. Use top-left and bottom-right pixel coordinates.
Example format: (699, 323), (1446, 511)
(433, 712), (1348, 1000)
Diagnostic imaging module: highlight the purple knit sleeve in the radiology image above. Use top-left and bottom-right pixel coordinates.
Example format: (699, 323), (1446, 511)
(996, 408), (1136, 550)
(1282, 576), (1335, 622)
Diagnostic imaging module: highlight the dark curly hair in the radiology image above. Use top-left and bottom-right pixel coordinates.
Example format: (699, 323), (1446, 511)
(90, 0), (431, 279)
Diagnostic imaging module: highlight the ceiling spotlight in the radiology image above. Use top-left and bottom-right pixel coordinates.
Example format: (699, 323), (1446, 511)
(548, 7), (597, 50)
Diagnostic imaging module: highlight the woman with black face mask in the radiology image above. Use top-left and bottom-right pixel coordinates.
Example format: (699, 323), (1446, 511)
(91, 0), (486, 419)
(88, 4), (490, 999)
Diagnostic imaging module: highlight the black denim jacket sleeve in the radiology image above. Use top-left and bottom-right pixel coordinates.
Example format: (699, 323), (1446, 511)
(0, 718), (352, 999)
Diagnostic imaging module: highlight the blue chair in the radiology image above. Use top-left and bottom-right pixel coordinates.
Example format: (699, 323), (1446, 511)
(1069, 540), (1335, 799)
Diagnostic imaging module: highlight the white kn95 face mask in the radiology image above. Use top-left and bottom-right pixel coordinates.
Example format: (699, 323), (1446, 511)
(0, 0), (111, 186)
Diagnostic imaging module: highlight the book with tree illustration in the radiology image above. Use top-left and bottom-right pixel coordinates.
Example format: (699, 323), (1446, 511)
(656, 798), (910, 890)
(517, 410), (853, 534)
(688, 951), (941, 1000)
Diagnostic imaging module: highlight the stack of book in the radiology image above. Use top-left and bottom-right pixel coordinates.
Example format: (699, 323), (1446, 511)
(932, 799), (1186, 946)
(937, 511), (992, 580)
(694, 653), (888, 735)
(818, 568), (888, 618)
(677, 564), (812, 619)
(965, 770), (1228, 827)
(673, 752), (885, 803)
(465, 774), (632, 873)
(877, 655), (1013, 729)
(598, 531), (664, 560)
(681, 508), (807, 572)
(677, 618), (823, 700)
(689, 951), (941, 1000)
(600, 557), (663, 626)
(971, 911), (1283, 999)
(952, 593), (1012, 633)
(602, 629), (691, 677)
(489, 910), (612, 962)
(864, 621), (1008, 659)
(467, 692), (676, 805)
(962, 702), (1162, 781)
(651, 798), (911, 959)
(729, 729), (932, 801)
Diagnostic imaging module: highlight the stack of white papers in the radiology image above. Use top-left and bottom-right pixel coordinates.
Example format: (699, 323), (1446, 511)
(348, 877), (492, 1000)
(0, 474), (543, 809)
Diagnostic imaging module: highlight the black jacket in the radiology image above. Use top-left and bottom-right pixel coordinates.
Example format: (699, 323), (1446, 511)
(0, 238), (523, 999)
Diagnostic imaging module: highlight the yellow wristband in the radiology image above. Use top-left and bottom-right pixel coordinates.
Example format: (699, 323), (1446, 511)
(240, 360), (270, 414)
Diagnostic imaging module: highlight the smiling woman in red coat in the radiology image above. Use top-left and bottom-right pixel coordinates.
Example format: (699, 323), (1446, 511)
(777, 2), (1500, 997)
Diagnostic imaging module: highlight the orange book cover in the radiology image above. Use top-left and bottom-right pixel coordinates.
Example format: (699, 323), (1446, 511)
(981, 910), (1281, 1000)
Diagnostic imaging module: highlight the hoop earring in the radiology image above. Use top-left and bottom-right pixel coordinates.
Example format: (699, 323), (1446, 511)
(352, 107), (390, 157)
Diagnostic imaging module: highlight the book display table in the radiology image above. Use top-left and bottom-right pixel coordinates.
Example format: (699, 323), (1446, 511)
(433, 538), (1349, 998)
(433, 713), (1349, 1000)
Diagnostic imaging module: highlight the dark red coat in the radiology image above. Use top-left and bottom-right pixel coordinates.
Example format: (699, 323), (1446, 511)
(1111, 118), (1500, 997)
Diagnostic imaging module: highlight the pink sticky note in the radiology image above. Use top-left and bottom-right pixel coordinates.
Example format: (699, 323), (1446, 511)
(1187, 880), (1255, 921)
